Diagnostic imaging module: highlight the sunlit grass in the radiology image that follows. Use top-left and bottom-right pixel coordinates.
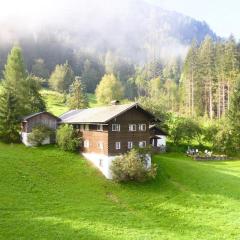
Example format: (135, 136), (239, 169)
(0, 143), (240, 239)
(40, 89), (102, 116)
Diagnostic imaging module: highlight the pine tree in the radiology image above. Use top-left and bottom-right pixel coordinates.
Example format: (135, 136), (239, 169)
(180, 40), (199, 116)
(95, 74), (124, 104)
(0, 87), (21, 142)
(67, 77), (88, 109)
(24, 75), (46, 113)
(228, 76), (240, 148)
(3, 46), (27, 88)
(198, 36), (216, 119)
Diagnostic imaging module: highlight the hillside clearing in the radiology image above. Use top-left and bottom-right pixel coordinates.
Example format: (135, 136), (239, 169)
(40, 89), (102, 116)
(0, 143), (240, 239)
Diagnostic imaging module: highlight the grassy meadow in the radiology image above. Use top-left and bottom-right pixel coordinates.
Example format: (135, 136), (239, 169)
(40, 89), (102, 116)
(0, 142), (240, 239)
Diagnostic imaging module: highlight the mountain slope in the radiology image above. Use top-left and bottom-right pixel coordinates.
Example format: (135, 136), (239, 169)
(0, 0), (218, 64)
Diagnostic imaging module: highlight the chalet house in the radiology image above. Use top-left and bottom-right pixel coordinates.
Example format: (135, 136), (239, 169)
(21, 103), (167, 179)
(21, 112), (60, 146)
(60, 102), (166, 178)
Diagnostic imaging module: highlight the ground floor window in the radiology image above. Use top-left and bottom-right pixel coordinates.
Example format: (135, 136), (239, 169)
(115, 142), (121, 150)
(128, 141), (133, 149)
(97, 142), (104, 150)
(84, 140), (89, 148)
(139, 141), (146, 148)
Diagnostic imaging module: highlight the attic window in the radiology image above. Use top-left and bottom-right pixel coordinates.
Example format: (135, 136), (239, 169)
(85, 124), (89, 131)
(112, 124), (120, 131)
(97, 124), (103, 131)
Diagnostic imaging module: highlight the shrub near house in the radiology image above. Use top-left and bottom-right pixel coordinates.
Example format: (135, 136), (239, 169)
(28, 125), (53, 146)
(111, 148), (157, 182)
(56, 125), (81, 152)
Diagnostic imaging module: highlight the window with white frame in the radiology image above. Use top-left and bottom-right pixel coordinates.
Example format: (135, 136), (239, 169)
(97, 124), (103, 131)
(129, 124), (137, 131)
(112, 124), (120, 131)
(139, 141), (146, 148)
(139, 124), (146, 131)
(85, 124), (89, 131)
(128, 141), (133, 149)
(97, 142), (104, 150)
(84, 140), (89, 148)
(115, 142), (121, 150)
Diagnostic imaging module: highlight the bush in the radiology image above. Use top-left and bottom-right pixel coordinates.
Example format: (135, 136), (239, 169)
(169, 117), (202, 145)
(56, 125), (81, 151)
(213, 123), (237, 155)
(110, 148), (157, 182)
(28, 125), (53, 146)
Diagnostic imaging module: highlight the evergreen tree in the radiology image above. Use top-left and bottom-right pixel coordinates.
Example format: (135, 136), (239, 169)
(180, 40), (199, 116)
(24, 75), (46, 113)
(0, 46), (46, 142)
(49, 62), (75, 93)
(95, 74), (124, 104)
(0, 87), (21, 142)
(228, 76), (240, 144)
(81, 59), (101, 93)
(198, 36), (216, 119)
(67, 77), (88, 109)
(3, 46), (27, 87)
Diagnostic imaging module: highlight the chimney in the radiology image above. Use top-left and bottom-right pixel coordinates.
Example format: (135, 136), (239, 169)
(111, 100), (120, 105)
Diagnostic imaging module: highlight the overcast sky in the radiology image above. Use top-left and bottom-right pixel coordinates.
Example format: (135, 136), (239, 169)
(0, 0), (239, 39)
(147, 0), (240, 39)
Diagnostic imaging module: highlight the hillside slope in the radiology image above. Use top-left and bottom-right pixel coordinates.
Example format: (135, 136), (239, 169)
(0, 143), (239, 239)
(0, 0), (218, 68)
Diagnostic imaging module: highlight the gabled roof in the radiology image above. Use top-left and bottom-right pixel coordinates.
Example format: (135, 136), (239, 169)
(60, 102), (155, 124)
(22, 111), (60, 122)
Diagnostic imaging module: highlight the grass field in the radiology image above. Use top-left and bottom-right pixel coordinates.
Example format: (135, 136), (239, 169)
(0, 142), (240, 240)
(41, 89), (102, 116)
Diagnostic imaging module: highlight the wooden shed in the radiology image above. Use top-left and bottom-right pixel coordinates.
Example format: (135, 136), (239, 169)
(21, 112), (60, 146)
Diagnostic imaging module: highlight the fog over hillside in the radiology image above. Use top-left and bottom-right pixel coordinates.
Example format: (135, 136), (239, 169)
(0, 0), (218, 64)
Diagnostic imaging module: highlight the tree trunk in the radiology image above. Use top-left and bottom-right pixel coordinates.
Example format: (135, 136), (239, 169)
(209, 79), (213, 120)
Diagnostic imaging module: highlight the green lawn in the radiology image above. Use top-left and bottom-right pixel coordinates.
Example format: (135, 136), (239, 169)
(40, 89), (101, 116)
(0, 143), (240, 239)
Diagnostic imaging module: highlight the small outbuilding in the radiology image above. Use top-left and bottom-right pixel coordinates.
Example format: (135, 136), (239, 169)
(21, 112), (60, 146)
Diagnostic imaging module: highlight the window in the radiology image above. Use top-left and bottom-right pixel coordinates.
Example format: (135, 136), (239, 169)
(84, 140), (89, 148)
(129, 124), (137, 131)
(115, 142), (121, 150)
(112, 124), (120, 131)
(139, 124), (146, 131)
(139, 141), (146, 148)
(75, 124), (80, 130)
(97, 124), (103, 131)
(80, 125), (84, 131)
(97, 142), (104, 150)
(128, 141), (133, 149)
(85, 124), (89, 131)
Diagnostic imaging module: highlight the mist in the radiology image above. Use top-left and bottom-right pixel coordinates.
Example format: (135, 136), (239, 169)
(0, 0), (217, 65)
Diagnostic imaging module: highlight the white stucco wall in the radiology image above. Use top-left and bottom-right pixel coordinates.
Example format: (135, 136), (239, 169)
(21, 132), (50, 147)
(82, 152), (152, 179)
